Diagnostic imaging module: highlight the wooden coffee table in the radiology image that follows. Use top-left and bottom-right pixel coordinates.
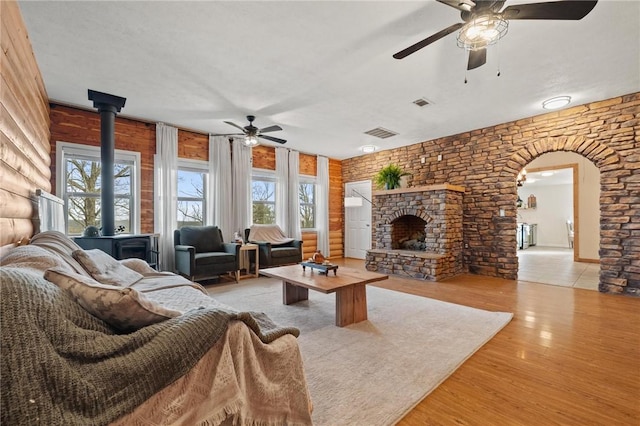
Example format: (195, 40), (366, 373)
(260, 264), (388, 327)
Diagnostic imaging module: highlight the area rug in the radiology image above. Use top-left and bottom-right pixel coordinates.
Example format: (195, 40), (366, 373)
(207, 278), (513, 426)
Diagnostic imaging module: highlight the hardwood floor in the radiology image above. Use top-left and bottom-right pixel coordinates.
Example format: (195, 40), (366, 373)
(334, 258), (640, 425)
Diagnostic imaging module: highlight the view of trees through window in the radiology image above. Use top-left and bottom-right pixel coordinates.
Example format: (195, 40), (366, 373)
(64, 150), (317, 236)
(64, 158), (132, 235)
(252, 175), (316, 229)
(299, 182), (315, 229)
(252, 179), (276, 224)
(177, 169), (206, 227)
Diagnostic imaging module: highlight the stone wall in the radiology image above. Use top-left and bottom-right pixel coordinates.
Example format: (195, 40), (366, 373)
(344, 93), (640, 295)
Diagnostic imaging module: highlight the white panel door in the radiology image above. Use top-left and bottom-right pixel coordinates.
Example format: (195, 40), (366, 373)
(345, 180), (372, 259)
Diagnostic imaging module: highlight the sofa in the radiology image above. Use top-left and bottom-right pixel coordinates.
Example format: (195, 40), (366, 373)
(0, 231), (312, 426)
(244, 225), (303, 269)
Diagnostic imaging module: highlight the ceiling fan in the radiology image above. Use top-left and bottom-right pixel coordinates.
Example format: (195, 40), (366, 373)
(217, 115), (286, 146)
(393, 0), (598, 70)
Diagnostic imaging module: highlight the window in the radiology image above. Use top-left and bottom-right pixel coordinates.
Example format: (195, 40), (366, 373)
(252, 171), (276, 224)
(56, 142), (140, 236)
(299, 176), (316, 230)
(177, 160), (208, 227)
(251, 170), (317, 229)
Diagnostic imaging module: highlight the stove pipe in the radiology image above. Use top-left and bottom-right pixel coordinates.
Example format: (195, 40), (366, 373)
(88, 89), (126, 236)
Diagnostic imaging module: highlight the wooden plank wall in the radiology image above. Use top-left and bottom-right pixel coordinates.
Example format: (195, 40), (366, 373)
(0, 1), (51, 247)
(50, 109), (345, 257)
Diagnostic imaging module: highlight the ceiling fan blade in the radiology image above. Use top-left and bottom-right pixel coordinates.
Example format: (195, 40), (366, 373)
(393, 22), (464, 59)
(223, 121), (247, 133)
(467, 48), (487, 70)
(502, 1), (597, 20)
(436, 0), (475, 12)
(212, 133), (244, 137)
(259, 134), (287, 144)
(259, 125), (283, 133)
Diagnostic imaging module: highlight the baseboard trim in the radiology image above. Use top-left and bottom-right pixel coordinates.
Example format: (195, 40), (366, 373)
(576, 257), (599, 264)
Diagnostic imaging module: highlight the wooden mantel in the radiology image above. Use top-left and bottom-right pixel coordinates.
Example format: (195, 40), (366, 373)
(372, 183), (465, 196)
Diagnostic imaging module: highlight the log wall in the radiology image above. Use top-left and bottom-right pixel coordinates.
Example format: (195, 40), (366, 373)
(50, 106), (344, 257)
(0, 1), (51, 247)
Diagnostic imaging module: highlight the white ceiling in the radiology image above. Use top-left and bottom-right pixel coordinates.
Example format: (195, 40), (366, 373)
(522, 167), (573, 187)
(18, 1), (640, 160)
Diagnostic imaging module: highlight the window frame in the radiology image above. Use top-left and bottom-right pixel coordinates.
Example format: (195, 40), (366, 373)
(299, 174), (317, 231)
(251, 168), (277, 225)
(56, 141), (141, 235)
(177, 158), (209, 228)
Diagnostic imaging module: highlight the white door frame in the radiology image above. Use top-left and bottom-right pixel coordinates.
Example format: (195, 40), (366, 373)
(345, 180), (372, 259)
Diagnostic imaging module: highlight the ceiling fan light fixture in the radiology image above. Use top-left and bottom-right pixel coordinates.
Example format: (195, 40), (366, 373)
(244, 134), (259, 147)
(542, 96), (571, 110)
(456, 14), (508, 50)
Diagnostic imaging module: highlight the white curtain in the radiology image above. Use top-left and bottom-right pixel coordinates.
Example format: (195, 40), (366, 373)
(275, 147), (289, 232)
(154, 123), (178, 272)
(288, 150), (302, 240)
(232, 139), (252, 238)
(208, 136), (233, 241)
(316, 155), (330, 256)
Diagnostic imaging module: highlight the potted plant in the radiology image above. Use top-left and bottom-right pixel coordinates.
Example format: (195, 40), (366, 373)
(374, 164), (410, 190)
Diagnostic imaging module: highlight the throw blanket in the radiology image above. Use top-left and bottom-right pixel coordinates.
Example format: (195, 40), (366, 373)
(248, 224), (294, 245)
(0, 268), (299, 426)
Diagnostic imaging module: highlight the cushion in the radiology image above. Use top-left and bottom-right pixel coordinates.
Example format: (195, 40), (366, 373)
(73, 249), (143, 287)
(0, 244), (74, 276)
(44, 267), (181, 332)
(194, 252), (236, 266)
(179, 226), (223, 253)
(271, 247), (301, 259)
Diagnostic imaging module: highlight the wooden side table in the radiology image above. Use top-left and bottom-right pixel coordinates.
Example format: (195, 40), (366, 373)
(238, 243), (259, 279)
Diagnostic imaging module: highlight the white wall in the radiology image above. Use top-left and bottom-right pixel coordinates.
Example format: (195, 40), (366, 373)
(523, 152), (600, 260)
(518, 184), (573, 247)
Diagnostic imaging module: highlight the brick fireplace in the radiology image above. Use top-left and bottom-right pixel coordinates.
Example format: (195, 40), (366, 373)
(365, 184), (465, 281)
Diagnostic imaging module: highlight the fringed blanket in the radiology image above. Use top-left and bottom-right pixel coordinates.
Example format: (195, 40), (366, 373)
(0, 267), (300, 426)
(248, 224), (294, 245)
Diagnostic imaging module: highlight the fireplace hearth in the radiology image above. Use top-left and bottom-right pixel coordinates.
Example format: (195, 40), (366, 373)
(366, 184), (465, 281)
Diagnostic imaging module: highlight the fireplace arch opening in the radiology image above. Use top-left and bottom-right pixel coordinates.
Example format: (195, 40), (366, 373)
(391, 215), (428, 250)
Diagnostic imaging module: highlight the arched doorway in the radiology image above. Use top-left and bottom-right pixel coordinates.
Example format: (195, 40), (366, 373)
(515, 152), (600, 290)
(504, 136), (633, 294)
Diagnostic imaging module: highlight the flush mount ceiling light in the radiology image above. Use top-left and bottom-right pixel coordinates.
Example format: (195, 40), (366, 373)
(456, 14), (509, 51)
(361, 145), (377, 153)
(541, 171), (554, 177)
(542, 96), (571, 110)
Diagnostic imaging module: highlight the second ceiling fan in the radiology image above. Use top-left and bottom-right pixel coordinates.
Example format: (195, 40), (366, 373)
(393, 0), (598, 70)
(218, 115), (286, 146)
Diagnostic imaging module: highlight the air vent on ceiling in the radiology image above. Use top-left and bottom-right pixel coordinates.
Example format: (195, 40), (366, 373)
(364, 127), (397, 139)
(413, 98), (431, 107)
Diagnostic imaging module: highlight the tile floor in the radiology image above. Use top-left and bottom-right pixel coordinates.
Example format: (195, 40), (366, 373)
(517, 246), (600, 291)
